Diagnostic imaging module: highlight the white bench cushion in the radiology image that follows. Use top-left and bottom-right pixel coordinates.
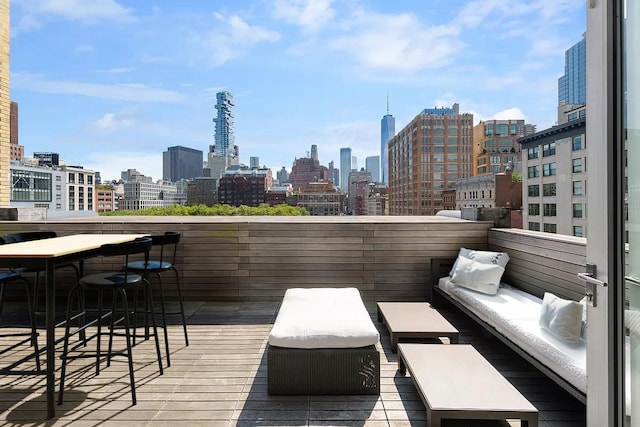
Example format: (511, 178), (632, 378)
(269, 287), (380, 349)
(438, 277), (586, 394)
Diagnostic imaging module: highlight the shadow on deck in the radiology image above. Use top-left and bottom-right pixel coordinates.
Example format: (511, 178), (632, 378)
(0, 299), (585, 426)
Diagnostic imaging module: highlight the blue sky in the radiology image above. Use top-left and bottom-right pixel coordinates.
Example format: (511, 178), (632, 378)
(9, 0), (586, 183)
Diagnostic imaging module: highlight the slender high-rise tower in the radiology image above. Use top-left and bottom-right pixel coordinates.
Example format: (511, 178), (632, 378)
(214, 91), (235, 156)
(380, 95), (395, 184)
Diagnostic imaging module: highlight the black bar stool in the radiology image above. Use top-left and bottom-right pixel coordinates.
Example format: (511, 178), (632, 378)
(58, 237), (163, 406)
(125, 231), (188, 367)
(0, 239), (41, 373)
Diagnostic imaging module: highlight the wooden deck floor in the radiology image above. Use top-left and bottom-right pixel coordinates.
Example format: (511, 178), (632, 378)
(0, 300), (586, 426)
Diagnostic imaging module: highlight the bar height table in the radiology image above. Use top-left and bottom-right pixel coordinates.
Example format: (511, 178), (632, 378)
(0, 233), (146, 419)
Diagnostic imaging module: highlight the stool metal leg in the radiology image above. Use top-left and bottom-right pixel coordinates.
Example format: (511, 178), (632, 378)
(172, 266), (189, 346)
(153, 272), (170, 368)
(143, 278), (164, 375)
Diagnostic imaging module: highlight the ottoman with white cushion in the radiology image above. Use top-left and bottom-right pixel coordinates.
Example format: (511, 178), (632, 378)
(267, 287), (380, 395)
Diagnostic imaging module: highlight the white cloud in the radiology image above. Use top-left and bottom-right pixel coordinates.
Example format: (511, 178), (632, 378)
(493, 107), (527, 120)
(272, 0), (336, 33)
(199, 13), (280, 66)
(95, 108), (140, 132)
(13, 0), (136, 23)
(11, 73), (188, 103)
(329, 12), (463, 73)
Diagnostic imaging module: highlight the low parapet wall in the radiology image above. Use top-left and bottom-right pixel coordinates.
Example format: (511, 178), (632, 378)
(0, 216), (494, 302)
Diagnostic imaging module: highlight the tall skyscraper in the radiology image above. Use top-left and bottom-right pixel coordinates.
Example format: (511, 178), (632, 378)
(388, 103), (473, 215)
(328, 161), (338, 186)
(380, 96), (395, 184)
(163, 146), (204, 182)
(310, 144), (318, 160)
(276, 166), (289, 184)
(250, 156), (259, 169)
(214, 91), (235, 156)
(558, 35), (586, 106)
(340, 147), (352, 191)
(365, 155), (380, 183)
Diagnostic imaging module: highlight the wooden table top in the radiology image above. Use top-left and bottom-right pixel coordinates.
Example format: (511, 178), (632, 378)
(0, 234), (146, 259)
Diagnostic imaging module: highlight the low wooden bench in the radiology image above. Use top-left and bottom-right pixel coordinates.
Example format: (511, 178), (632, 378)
(376, 302), (459, 352)
(398, 343), (538, 427)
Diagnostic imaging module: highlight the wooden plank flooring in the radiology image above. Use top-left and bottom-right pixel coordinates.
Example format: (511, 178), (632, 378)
(0, 300), (586, 426)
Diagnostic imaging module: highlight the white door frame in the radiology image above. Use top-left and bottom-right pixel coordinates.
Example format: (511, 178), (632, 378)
(586, 0), (626, 426)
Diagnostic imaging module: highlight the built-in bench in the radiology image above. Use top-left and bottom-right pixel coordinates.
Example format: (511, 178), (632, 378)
(430, 255), (587, 404)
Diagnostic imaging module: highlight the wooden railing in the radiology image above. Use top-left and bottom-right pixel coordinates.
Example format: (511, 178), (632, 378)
(0, 217), (491, 302)
(488, 228), (586, 301)
(0, 217), (587, 302)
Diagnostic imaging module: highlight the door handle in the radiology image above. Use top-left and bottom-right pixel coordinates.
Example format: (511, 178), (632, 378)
(625, 275), (640, 286)
(577, 264), (607, 307)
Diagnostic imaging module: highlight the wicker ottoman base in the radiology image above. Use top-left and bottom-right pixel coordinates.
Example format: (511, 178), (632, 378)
(267, 344), (380, 395)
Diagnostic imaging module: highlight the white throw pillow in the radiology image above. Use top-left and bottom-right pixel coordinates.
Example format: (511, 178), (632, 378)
(579, 296), (588, 337)
(450, 255), (505, 295)
(539, 292), (584, 344)
(449, 247), (510, 277)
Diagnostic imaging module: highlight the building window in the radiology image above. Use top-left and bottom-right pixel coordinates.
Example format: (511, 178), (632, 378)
(78, 187), (84, 211)
(88, 175), (93, 185)
(497, 123), (508, 136)
(544, 223), (557, 233)
(528, 203), (540, 216)
(527, 147), (539, 160)
(78, 173), (84, 184)
(542, 142), (556, 156)
(573, 226), (584, 237)
(10, 170), (52, 202)
(543, 163), (556, 176)
(572, 135), (582, 151)
(573, 203), (583, 218)
(68, 186), (75, 210)
(543, 183), (557, 197)
(68, 172), (75, 183)
(573, 181), (583, 195)
(528, 185), (540, 197)
(510, 123), (518, 135)
(529, 222), (541, 231)
(572, 158), (583, 173)
(543, 203), (557, 217)
(485, 123), (494, 135)
(528, 165), (540, 178)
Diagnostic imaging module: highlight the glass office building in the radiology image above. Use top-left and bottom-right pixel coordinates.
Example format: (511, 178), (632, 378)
(558, 36), (586, 106)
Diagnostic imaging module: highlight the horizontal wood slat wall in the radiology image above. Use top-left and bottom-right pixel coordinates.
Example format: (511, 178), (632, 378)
(0, 217), (493, 302)
(488, 228), (587, 301)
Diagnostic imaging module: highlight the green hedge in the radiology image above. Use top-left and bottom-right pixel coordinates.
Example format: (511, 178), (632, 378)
(100, 204), (309, 216)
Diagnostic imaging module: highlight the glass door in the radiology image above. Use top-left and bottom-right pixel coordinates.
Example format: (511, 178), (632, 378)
(624, 1), (640, 425)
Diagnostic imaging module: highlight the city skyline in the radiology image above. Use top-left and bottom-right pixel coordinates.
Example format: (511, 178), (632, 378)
(9, 1), (585, 182)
